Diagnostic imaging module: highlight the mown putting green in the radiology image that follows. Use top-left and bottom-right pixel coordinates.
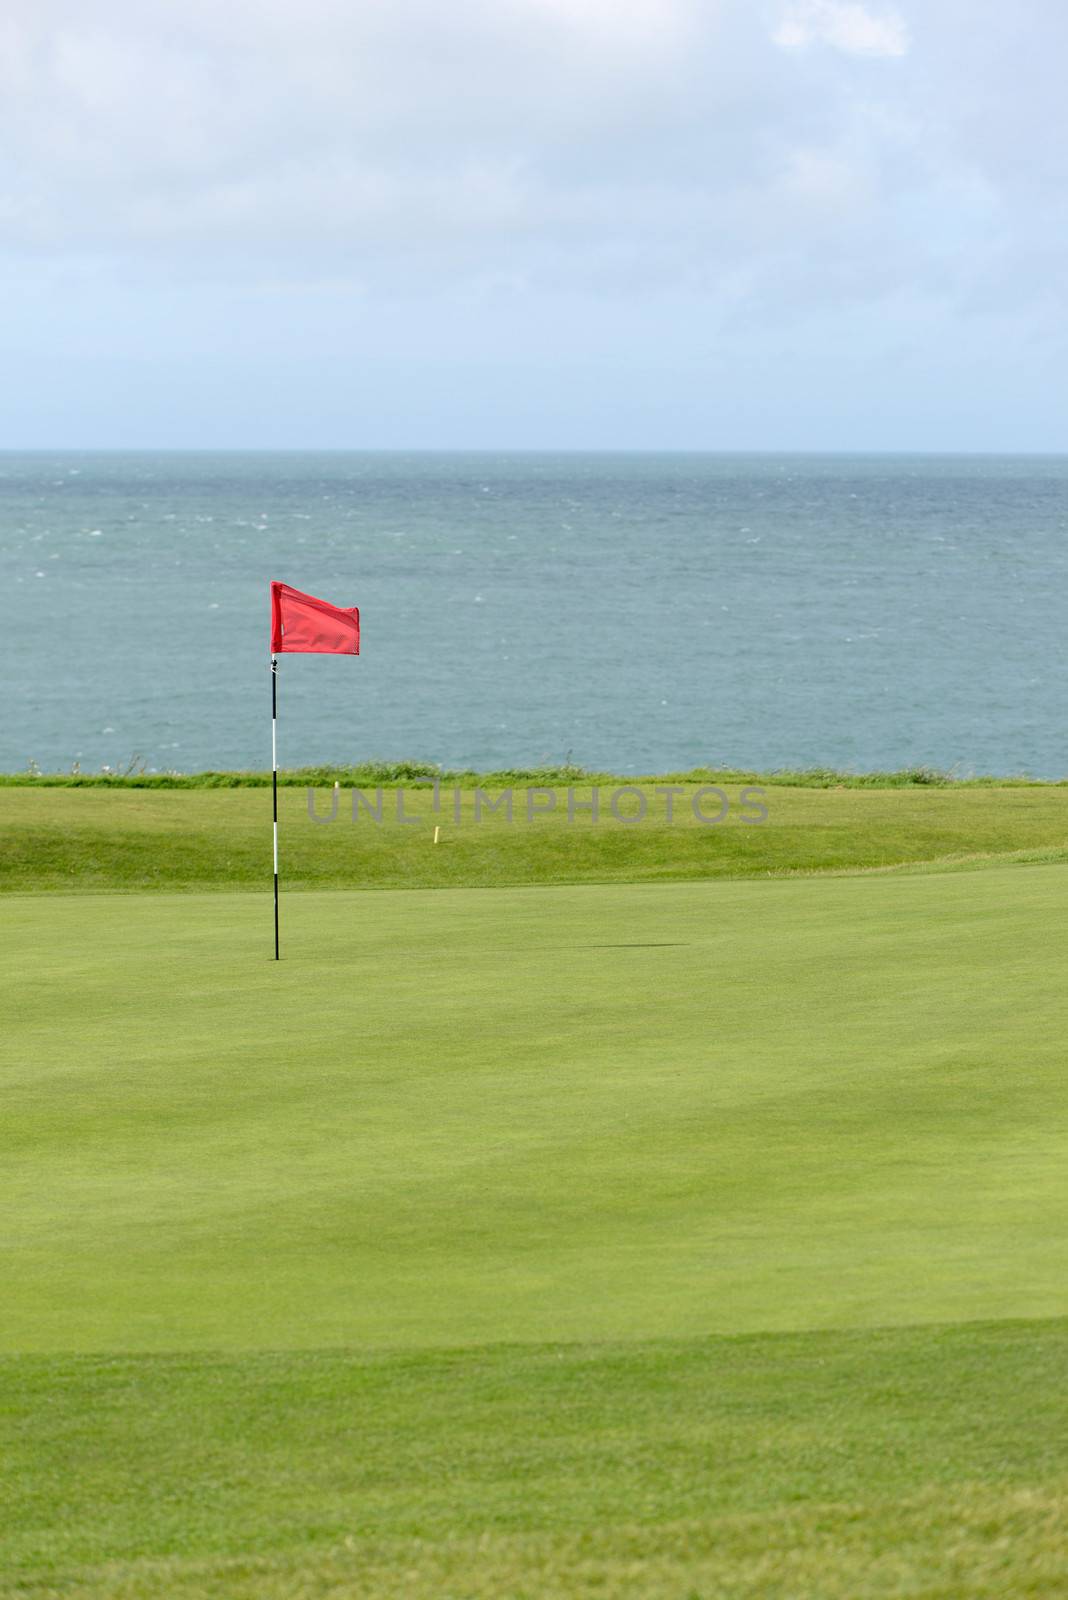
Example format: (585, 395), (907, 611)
(7, 867), (1068, 1350)
(4, 861), (1068, 1595)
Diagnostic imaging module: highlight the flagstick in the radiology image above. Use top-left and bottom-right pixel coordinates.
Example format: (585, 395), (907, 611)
(271, 654), (280, 960)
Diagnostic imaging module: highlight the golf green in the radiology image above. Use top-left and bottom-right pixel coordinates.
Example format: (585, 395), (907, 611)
(7, 866), (1067, 1352)
(5, 865), (1068, 1596)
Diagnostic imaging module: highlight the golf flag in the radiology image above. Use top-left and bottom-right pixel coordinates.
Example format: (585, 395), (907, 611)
(270, 581), (360, 655)
(269, 581), (360, 962)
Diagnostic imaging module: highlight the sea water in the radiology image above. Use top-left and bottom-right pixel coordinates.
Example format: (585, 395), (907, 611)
(2, 451), (1066, 776)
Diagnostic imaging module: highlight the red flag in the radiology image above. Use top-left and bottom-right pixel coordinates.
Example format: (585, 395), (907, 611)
(270, 581), (360, 655)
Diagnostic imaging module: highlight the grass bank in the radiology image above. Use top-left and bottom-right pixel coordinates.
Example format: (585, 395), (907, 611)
(3, 780), (1068, 891)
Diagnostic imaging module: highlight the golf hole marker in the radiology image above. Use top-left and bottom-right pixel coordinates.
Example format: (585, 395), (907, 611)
(269, 581), (361, 960)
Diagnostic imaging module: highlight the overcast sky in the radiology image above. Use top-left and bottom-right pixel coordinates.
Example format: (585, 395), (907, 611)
(2, 0), (1065, 449)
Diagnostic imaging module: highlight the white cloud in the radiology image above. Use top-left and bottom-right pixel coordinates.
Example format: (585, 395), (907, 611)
(773, 0), (909, 57)
(0, 0), (1063, 333)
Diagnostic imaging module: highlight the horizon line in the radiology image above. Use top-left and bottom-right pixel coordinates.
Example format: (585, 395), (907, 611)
(2, 445), (1067, 457)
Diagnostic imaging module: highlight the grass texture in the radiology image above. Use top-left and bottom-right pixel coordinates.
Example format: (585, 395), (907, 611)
(4, 780), (1068, 891)
(5, 855), (1068, 1594)
(4, 1323), (1067, 1598)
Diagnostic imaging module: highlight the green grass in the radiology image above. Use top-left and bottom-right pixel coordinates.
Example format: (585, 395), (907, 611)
(6, 868), (1068, 1594)
(4, 1323), (1067, 1598)
(7, 870), (1068, 1350)
(4, 780), (1068, 891)
(5, 849), (1068, 1594)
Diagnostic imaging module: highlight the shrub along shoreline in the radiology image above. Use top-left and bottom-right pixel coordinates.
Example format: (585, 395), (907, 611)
(2, 761), (1064, 790)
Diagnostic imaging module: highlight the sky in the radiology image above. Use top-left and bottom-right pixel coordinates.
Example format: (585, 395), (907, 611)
(1, 0), (1065, 450)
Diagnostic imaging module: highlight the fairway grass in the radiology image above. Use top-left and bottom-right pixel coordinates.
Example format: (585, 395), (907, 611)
(4, 780), (1068, 891)
(4, 1322), (1067, 1598)
(6, 864), (1068, 1595)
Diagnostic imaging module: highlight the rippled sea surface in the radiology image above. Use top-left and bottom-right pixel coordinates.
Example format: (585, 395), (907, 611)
(2, 451), (1067, 776)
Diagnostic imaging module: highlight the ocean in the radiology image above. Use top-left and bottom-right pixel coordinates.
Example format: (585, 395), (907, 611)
(2, 451), (1066, 777)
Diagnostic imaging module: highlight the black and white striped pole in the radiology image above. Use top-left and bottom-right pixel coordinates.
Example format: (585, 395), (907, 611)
(271, 654), (280, 960)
